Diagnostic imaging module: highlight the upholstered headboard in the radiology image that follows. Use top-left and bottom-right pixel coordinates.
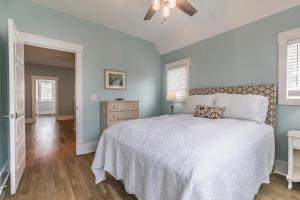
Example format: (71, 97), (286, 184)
(190, 84), (277, 128)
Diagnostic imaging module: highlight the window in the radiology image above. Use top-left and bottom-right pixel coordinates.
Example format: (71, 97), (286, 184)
(278, 28), (300, 105)
(38, 80), (55, 101)
(287, 41), (300, 98)
(165, 58), (190, 102)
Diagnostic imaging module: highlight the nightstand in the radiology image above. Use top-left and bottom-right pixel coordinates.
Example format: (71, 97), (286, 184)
(287, 130), (300, 190)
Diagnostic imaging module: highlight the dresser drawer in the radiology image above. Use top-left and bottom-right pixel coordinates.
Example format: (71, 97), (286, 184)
(109, 111), (138, 121)
(293, 138), (300, 149)
(109, 102), (138, 111)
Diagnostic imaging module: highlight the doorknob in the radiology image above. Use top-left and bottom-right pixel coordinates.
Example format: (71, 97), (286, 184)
(2, 115), (9, 118)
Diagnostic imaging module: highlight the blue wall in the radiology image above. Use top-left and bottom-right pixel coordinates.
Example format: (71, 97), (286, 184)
(161, 5), (300, 162)
(0, 0), (9, 172)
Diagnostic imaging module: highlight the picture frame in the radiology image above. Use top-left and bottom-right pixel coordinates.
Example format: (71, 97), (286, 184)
(104, 69), (127, 90)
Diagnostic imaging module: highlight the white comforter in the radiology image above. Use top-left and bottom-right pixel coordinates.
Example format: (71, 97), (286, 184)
(92, 114), (275, 200)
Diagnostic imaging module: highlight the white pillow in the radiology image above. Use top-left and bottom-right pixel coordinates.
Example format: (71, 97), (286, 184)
(183, 95), (214, 113)
(214, 93), (269, 123)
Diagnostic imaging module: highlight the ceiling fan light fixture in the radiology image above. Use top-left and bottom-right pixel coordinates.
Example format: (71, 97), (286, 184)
(152, 0), (161, 11)
(145, 0), (197, 22)
(162, 5), (170, 18)
(168, 0), (176, 8)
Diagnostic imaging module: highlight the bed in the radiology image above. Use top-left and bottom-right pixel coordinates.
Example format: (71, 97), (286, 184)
(92, 84), (276, 200)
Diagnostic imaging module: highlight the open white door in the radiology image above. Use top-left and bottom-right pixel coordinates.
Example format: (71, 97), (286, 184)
(8, 19), (25, 195)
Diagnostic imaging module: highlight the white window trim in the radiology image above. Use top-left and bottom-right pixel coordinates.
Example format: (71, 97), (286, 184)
(165, 58), (190, 102)
(278, 27), (300, 105)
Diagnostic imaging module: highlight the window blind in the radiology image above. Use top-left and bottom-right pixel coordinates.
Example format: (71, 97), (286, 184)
(167, 65), (188, 101)
(287, 41), (300, 98)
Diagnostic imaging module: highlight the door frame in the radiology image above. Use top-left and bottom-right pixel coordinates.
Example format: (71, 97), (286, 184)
(31, 76), (58, 122)
(20, 32), (85, 155)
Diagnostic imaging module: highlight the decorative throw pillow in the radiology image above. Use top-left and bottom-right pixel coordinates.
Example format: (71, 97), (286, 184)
(207, 107), (226, 119)
(194, 105), (211, 118)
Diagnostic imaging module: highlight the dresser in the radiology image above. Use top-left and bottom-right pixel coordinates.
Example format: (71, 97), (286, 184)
(100, 101), (139, 133)
(287, 130), (300, 190)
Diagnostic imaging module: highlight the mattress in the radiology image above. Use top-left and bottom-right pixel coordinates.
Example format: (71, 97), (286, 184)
(92, 114), (275, 200)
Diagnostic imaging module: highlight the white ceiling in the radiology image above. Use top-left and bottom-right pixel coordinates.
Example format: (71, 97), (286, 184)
(24, 45), (75, 68)
(27, 0), (300, 54)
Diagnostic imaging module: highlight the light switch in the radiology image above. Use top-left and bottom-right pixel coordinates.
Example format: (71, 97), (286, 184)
(90, 94), (97, 101)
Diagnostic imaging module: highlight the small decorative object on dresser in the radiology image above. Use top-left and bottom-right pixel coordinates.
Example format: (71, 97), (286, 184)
(287, 130), (300, 189)
(166, 91), (176, 115)
(104, 69), (127, 90)
(100, 100), (139, 133)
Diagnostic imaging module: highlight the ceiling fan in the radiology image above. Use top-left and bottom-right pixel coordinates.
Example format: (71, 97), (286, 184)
(144, 0), (197, 21)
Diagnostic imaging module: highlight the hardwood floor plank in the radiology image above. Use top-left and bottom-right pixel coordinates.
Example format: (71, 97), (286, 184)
(107, 184), (122, 200)
(2, 115), (300, 200)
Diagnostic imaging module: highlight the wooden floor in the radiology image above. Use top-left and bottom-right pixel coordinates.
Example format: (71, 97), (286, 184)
(2, 115), (300, 200)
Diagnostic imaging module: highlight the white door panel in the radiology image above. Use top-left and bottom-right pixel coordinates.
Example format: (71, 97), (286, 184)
(9, 19), (25, 195)
(16, 116), (24, 141)
(16, 139), (25, 169)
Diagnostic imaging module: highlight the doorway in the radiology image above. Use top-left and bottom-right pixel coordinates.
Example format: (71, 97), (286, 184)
(20, 32), (85, 155)
(23, 44), (76, 155)
(23, 44), (76, 167)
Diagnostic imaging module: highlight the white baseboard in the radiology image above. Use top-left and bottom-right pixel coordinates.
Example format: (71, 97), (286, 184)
(38, 111), (55, 115)
(76, 141), (98, 155)
(0, 161), (10, 196)
(274, 159), (288, 176)
(25, 118), (34, 123)
(57, 115), (74, 120)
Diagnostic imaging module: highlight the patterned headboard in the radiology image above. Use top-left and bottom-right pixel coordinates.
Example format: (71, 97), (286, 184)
(190, 84), (277, 128)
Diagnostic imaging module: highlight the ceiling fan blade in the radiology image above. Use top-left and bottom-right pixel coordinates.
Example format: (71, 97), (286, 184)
(144, 4), (157, 20)
(177, 0), (197, 16)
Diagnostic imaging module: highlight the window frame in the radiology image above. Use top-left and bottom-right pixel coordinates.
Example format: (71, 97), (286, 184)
(165, 58), (190, 102)
(38, 79), (56, 102)
(278, 28), (300, 105)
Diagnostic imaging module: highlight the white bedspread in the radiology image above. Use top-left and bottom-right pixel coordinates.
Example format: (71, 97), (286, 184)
(92, 114), (275, 200)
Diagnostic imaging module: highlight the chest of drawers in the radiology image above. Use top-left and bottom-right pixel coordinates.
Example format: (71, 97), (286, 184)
(100, 101), (139, 133)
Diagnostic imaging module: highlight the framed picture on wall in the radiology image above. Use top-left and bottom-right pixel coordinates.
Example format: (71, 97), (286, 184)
(104, 69), (127, 90)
